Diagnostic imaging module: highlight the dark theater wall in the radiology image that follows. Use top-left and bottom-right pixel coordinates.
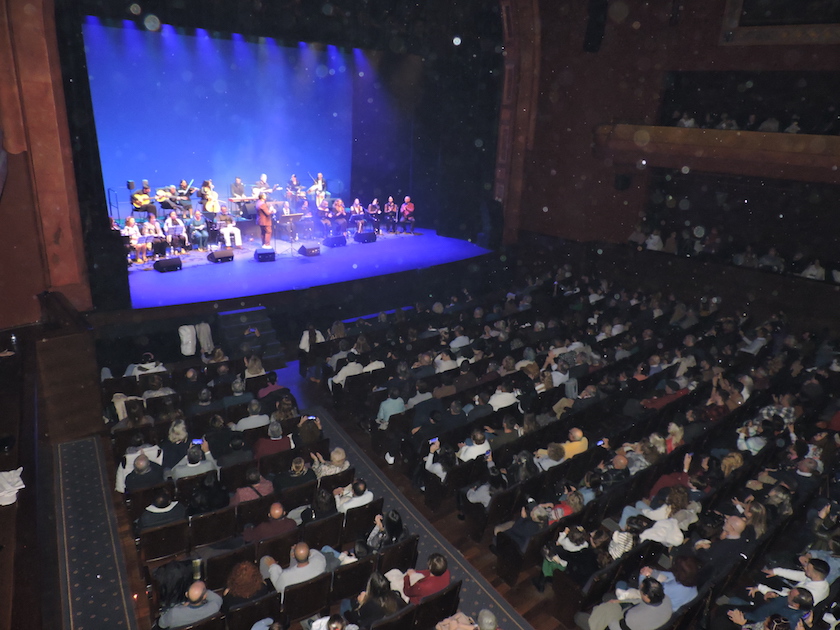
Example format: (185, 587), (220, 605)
(514, 0), (840, 244)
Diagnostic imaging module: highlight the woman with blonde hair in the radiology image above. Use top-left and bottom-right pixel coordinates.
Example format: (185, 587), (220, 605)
(161, 418), (190, 469)
(666, 422), (684, 453)
(311, 447), (350, 478)
(720, 451), (744, 477)
(243, 354), (265, 378)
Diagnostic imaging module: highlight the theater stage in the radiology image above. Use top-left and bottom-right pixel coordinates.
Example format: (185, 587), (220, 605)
(127, 228), (492, 309)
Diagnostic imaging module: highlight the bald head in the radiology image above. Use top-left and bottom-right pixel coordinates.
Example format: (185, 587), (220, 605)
(186, 581), (208, 604)
(613, 454), (628, 470)
(134, 454), (151, 474)
(293, 542), (311, 564)
(269, 502), (285, 521)
(569, 428), (584, 442)
(723, 515), (746, 539)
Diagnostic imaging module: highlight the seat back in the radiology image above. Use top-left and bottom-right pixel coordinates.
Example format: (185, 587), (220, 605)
(376, 534), (419, 574)
(225, 591), (281, 630)
(176, 612), (227, 630)
(341, 497), (385, 546)
(370, 603), (417, 630)
(138, 519), (190, 563)
(301, 512), (344, 551)
(175, 470), (216, 502)
(279, 479), (318, 511)
(255, 529), (301, 568)
(318, 466), (356, 494)
(236, 493), (276, 531)
(413, 580), (462, 630)
(219, 459), (255, 493)
(281, 571), (331, 621)
(330, 555), (377, 603)
(259, 449), (297, 477)
(190, 505), (237, 548)
(203, 543), (256, 591)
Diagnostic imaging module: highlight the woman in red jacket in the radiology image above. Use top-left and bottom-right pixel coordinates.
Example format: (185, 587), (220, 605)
(403, 553), (451, 604)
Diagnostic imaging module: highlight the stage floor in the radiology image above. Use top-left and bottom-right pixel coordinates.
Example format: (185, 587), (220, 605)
(127, 228), (491, 309)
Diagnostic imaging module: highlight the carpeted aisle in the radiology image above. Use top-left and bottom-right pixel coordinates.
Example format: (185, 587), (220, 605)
(307, 405), (532, 630)
(55, 437), (138, 630)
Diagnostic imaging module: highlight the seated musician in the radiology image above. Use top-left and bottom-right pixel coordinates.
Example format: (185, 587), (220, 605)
(331, 198), (348, 237)
(287, 174), (304, 211)
(318, 199), (332, 237)
(187, 209), (209, 252)
(217, 205), (242, 248)
(131, 183), (157, 217)
(231, 176), (246, 199)
(383, 196), (398, 233)
(254, 174), (275, 198)
(164, 211), (188, 254)
(366, 198), (381, 234)
(277, 201), (298, 241)
(142, 214), (167, 259)
(121, 216), (147, 264)
(348, 198), (366, 233)
(177, 180), (196, 212)
(200, 180), (220, 215)
(157, 185), (183, 215)
(298, 200), (314, 238)
(398, 196), (416, 234)
(308, 172), (328, 207)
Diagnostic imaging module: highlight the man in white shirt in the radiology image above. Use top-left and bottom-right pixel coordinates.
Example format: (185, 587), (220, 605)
(457, 429), (490, 462)
(170, 442), (219, 481)
(434, 350), (459, 373)
(753, 558), (830, 605)
(330, 354), (363, 390)
(406, 381), (433, 410)
(488, 382), (518, 411)
(334, 479), (374, 513)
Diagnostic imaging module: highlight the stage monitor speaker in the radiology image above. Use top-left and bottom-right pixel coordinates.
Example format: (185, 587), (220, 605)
(322, 235), (347, 248)
(127, 180), (135, 190)
(207, 249), (234, 263)
(353, 232), (377, 244)
(298, 245), (321, 257)
(153, 258), (182, 273)
(254, 248), (276, 262)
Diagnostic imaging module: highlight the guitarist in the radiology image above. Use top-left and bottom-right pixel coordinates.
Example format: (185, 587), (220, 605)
(131, 183), (157, 217)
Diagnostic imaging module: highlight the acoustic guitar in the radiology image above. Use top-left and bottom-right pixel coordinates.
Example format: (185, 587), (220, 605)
(131, 192), (151, 209)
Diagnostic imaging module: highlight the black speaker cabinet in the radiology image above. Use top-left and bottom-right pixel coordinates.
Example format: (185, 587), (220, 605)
(298, 245), (321, 257)
(207, 249), (235, 263)
(354, 231), (377, 243)
(126, 180), (135, 190)
(153, 257), (182, 273)
(322, 235), (347, 248)
(254, 248), (276, 262)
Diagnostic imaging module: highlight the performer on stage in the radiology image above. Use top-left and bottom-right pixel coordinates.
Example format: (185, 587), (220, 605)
(348, 198), (365, 233)
(287, 174), (304, 211)
(142, 213), (168, 258)
(253, 174), (276, 198)
(131, 182), (157, 217)
(157, 185), (183, 215)
(366, 198), (381, 234)
(200, 180), (220, 215)
(298, 200), (314, 239)
(398, 196), (416, 234)
(187, 209), (209, 252)
(307, 172), (328, 207)
(256, 192), (275, 247)
(318, 199), (332, 237)
(231, 177), (246, 198)
(383, 196), (398, 233)
(331, 198), (348, 237)
(177, 180), (197, 212)
(121, 216), (146, 264)
(217, 205), (242, 248)
(164, 211), (188, 253)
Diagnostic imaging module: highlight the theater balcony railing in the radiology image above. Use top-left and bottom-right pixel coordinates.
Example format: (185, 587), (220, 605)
(593, 124), (840, 184)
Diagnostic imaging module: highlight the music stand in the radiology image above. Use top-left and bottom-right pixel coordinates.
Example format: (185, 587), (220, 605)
(165, 225), (185, 254)
(274, 213), (304, 256)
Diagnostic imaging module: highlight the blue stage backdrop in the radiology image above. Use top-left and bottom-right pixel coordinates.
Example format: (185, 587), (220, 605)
(83, 18), (372, 208)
